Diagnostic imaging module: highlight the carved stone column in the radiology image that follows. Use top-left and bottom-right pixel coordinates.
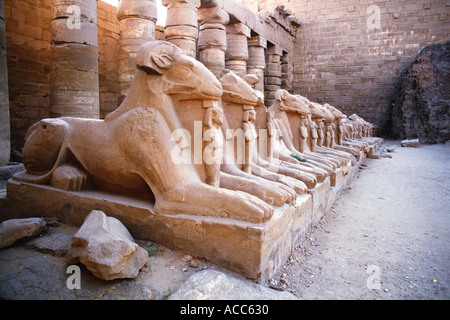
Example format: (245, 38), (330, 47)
(225, 22), (250, 78)
(118, 0), (157, 104)
(264, 45), (282, 106)
(50, 0), (99, 118)
(0, 1), (9, 165)
(197, 3), (229, 78)
(163, 0), (200, 58)
(247, 35), (266, 94)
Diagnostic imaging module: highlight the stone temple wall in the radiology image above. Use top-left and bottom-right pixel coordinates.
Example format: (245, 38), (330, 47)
(2, 0), (449, 160)
(243, 0), (450, 135)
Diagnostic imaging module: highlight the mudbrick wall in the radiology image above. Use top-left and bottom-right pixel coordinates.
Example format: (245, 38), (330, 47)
(244, 0), (450, 135)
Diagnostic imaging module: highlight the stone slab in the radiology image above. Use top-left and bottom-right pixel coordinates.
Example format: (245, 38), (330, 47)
(168, 269), (297, 300)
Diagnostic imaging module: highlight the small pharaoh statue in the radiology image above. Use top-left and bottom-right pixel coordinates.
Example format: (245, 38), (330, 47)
(266, 111), (276, 158)
(337, 119), (344, 145)
(203, 106), (224, 187)
(242, 109), (258, 174)
(325, 123), (333, 148)
(317, 120), (325, 147)
(266, 110), (284, 158)
(330, 123), (336, 148)
(299, 117), (309, 153)
(309, 119), (319, 152)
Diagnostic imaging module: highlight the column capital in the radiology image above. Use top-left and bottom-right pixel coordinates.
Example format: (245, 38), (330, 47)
(266, 45), (283, 56)
(197, 6), (229, 25)
(226, 22), (251, 38)
(248, 35), (267, 49)
(118, 0), (158, 22)
(162, 0), (201, 9)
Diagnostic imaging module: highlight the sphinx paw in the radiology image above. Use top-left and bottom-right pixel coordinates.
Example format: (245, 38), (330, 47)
(50, 164), (88, 191)
(229, 192), (274, 223)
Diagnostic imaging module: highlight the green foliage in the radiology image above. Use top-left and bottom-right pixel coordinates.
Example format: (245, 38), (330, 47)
(290, 153), (307, 162)
(143, 243), (158, 257)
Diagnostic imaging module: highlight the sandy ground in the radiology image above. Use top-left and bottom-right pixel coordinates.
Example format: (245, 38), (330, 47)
(275, 140), (450, 300)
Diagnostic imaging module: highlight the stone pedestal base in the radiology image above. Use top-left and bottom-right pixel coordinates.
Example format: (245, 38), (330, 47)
(3, 148), (372, 282)
(308, 177), (331, 227)
(5, 179), (314, 282)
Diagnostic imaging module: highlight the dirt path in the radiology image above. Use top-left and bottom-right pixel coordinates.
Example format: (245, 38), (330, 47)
(275, 140), (450, 299)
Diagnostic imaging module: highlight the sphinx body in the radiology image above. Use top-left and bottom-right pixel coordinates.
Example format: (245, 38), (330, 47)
(268, 90), (346, 174)
(265, 109), (329, 184)
(348, 114), (383, 146)
(296, 98), (355, 166)
(324, 104), (362, 160)
(294, 96), (360, 163)
(218, 70), (338, 192)
(15, 41), (276, 224)
(193, 69), (297, 206)
(14, 40), (382, 226)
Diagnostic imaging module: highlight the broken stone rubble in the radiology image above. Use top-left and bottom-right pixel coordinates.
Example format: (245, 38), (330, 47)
(401, 139), (420, 148)
(0, 217), (46, 249)
(0, 219), (297, 300)
(66, 210), (148, 281)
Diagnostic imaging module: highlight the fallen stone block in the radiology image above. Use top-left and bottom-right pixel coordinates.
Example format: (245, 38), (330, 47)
(401, 139), (420, 148)
(0, 218), (46, 249)
(168, 269), (297, 300)
(66, 210), (148, 281)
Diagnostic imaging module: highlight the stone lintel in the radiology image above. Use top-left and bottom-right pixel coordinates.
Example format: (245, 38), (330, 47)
(197, 6), (229, 25)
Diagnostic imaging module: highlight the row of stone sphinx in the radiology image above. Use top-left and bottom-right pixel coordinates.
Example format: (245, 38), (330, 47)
(13, 41), (382, 226)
